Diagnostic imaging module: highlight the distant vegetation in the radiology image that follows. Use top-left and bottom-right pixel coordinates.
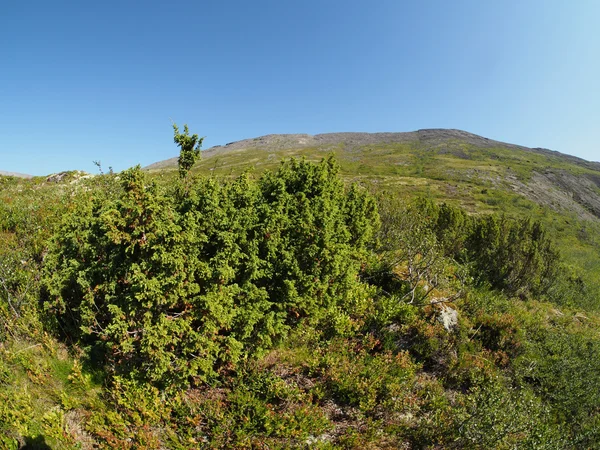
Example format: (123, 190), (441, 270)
(0, 126), (599, 448)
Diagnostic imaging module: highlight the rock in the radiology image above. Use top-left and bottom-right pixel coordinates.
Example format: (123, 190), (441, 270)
(437, 304), (458, 331)
(46, 171), (93, 183)
(46, 172), (69, 183)
(305, 433), (333, 445)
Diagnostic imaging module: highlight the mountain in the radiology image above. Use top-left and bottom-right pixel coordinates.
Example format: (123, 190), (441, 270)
(146, 129), (600, 222)
(0, 170), (32, 179)
(145, 129), (530, 170)
(147, 129), (600, 170)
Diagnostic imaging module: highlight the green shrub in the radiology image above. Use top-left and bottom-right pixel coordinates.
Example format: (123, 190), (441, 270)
(455, 381), (565, 449)
(381, 199), (562, 300)
(466, 215), (560, 298)
(313, 336), (416, 413)
(517, 329), (600, 446)
(42, 157), (378, 387)
(373, 197), (455, 305)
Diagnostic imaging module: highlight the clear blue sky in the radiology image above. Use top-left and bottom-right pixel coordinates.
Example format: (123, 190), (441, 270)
(1, 0), (599, 175)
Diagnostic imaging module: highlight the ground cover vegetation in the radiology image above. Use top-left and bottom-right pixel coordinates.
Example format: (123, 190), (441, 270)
(0, 126), (599, 448)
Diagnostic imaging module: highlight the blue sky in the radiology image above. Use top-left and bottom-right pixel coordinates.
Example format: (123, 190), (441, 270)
(1, 1), (599, 175)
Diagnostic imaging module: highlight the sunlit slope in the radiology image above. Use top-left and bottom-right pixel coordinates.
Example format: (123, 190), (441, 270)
(146, 129), (600, 222)
(146, 128), (600, 285)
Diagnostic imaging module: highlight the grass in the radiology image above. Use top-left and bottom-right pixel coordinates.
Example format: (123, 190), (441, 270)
(0, 332), (103, 449)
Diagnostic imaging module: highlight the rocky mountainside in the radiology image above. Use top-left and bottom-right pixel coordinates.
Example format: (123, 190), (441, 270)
(146, 129), (600, 170)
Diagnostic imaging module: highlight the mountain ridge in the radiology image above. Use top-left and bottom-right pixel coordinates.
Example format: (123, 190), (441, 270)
(0, 170), (32, 179)
(145, 129), (600, 171)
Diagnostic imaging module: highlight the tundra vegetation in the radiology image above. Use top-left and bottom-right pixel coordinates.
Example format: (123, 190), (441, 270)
(0, 126), (599, 449)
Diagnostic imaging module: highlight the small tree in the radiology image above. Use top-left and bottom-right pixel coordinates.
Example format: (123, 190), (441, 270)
(173, 123), (203, 179)
(377, 199), (448, 304)
(466, 215), (560, 298)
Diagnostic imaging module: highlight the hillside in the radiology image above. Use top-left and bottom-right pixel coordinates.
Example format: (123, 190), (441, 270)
(146, 129), (600, 220)
(1, 128), (600, 448)
(147, 129), (600, 287)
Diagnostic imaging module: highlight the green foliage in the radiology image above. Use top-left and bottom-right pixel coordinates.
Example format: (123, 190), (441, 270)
(42, 157), (378, 387)
(0, 335), (100, 449)
(308, 336), (417, 413)
(517, 328), (600, 446)
(84, 359), (331, 449)
(430, 201), (472, 257)
(461, 288), (600, 447)
(455, 380), (565, 449)
(376, 197), (562, 301)
(0, 233), (37, 338)
(373, 197), (456, 305)
(3, 136), (600, 447)
(466, 215), (560, 298)
(174, 123), (203, 179)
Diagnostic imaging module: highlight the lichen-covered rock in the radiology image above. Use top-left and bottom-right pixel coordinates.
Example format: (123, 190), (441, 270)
(437, 304), (458, 332)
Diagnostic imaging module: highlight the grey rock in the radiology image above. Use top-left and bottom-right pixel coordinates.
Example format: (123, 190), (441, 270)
(46, 172), (70, 183)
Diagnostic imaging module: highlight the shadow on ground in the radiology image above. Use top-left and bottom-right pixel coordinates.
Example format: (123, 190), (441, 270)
(22, 435), (52, 450)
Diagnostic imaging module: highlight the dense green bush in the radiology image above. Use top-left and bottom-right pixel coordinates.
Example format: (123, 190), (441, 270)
(42, 157), (378, 387)
(454, 380), (565, 449)
(466, 215), (560, 298)
(376, 198), (562, 300)
(516, 328), (600, 446)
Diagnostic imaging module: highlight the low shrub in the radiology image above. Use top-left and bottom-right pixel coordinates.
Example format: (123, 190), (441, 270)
(42, 157), (378, 387)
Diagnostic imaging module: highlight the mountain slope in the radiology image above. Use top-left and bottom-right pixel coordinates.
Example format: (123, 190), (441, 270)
(147, 129), (600, 170)
(146, 129), (600, 220)
(146, 129), (532, 170)
(0, 170), (32, 179)
(145, 129), (600, 287)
